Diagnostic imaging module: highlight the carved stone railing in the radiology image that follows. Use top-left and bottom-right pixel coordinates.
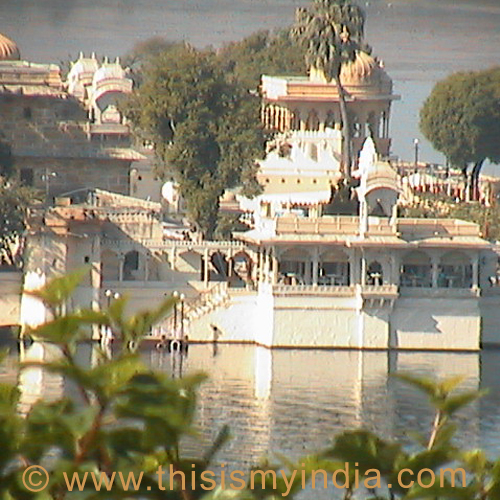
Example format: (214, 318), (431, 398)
(400, 287), (480, 298)
(272, 284), (356, 296)
(150, 282), (230, 338)
(356, 284), (399, 308)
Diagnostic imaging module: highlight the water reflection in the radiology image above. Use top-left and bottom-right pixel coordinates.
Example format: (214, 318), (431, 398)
(2, 343), (499, 470)
(148, 345), (484, 469)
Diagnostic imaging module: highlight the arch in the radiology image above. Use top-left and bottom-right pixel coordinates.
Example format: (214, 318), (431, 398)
(325, 111), (336, 129)
(291, 108), (300, 130)
(101, 249), (119, 281)
(438, 251), (472, 288)
(319, 248), (350, 286)
(210, 251), (229, 279)
(401, 250), (432, 287)
(306, 110), (320, 131)
(123, 250), (142, 281)
(278, 248), (311, 285)
(367, 260), (383, 285)
(232, 251), (252, 281)
(367, 111), (377, 138)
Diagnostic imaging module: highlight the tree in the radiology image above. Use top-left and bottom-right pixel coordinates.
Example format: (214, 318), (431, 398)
(291, 0), (367, 179)
(0, 133), (13, 178)
(3, 272), (500, 499)
(122, 36), (179, 86)
(218, 29), (306, 90)
(420, 67), (500, 201)
(0, 177), (32, 267)
(124, 44), (265, 239)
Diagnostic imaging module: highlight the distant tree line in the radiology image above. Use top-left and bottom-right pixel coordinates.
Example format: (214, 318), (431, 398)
(420, 67), (500, 201)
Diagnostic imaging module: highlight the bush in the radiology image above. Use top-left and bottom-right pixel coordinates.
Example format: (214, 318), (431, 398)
(1, 272), (500, 498)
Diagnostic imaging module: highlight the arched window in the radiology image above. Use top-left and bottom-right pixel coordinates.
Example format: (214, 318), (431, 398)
(123, 250), (140, 281)
(291, 109), (300, 130)
(279, 248), (310, 285)
(401, 251), (432, 287)
(306, 110), (320, 131)
(438, 252), (472, 288)
(367, 261), (383, 285)
(319, 249), (350, 286)
(325, 111), (336, 129)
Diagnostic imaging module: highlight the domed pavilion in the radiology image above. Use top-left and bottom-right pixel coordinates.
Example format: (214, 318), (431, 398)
(0, 32), (20, 61)
(261, 50), (399, 161)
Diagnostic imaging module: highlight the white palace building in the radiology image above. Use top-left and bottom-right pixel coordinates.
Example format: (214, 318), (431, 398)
(184, 137), (499, 350)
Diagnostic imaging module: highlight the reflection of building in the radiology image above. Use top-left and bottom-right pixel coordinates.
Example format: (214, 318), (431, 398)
(183, 346), (480, 471)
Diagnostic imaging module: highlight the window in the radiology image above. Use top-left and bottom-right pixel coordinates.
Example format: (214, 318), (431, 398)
(23, 107), (32, 120)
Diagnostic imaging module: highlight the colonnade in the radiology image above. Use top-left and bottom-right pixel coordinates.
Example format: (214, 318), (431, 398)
(262, 104), (391, 141)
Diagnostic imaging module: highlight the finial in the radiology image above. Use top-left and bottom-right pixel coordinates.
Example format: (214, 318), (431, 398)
(91, 52), (96, 60)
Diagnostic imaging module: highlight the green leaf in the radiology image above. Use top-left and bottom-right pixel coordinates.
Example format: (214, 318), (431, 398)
(26, 269), (88, 311)
(203, 424), (231, 464)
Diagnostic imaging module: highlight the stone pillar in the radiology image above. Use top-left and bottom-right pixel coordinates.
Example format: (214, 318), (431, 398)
(271, 248), (279, 285)
(258, 248), (264, 284)
(431, 255), (439, 288)
(265, 248), (272, 283)
(170, 246), (177, 271)
(144, 253), (150, 282)
(361, 252), (367, 286)
(90, 234), (101, 314)
(318, 110), (327, 132)
(349, 251), (356, 286)
(390, 255), (398, 286)
(472, 254), (479, 289)
(299, 110), (306, 132)
(312, 247), (319, 286)
(118, 254), (125, 282)
(227, 251), (233, 280)
(203, 249), (210, 288)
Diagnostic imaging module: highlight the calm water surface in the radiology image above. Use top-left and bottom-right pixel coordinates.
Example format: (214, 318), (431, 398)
(4, 344), (500, 472)
(1, 0), (500, 169)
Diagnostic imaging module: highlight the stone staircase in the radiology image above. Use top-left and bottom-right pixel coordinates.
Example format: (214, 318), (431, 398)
(151, 282), (230, 338)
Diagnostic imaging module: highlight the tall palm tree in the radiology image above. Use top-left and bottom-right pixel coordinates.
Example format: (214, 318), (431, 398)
(291, 0), (366, 179)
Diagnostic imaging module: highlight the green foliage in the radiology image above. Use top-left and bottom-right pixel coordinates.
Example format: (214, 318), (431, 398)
(0, 132), (14, 177)
(3, 272), (500, 499)
(399, 190), (500, 241)
(124, 44), (265, 239)
(420, 67), (500, 193)
(218, 29), (306, 91)
(0, 176), (33, 267)
(290, 0), (368, 177)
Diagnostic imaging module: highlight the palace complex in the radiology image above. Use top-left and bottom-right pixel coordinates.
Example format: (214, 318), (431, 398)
(0, 31), (499, 350)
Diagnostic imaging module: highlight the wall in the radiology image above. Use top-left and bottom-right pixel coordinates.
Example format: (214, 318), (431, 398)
(480, 293), (500, 346)
(0, 271), (22, 326)
(391, 297), (481, 350)
(188, 292), (263, 343)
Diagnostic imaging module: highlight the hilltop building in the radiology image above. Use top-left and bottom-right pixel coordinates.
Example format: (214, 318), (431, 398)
(0, 33), (143, 200)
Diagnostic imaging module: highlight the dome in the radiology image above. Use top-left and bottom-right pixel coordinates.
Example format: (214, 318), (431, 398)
(340, 51), (392, 89)
(92, 58), (126, 85)
(0, 33), (20, 61)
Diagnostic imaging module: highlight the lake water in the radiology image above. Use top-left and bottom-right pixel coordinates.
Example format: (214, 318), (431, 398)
(1, 0), (500, 171)
(4, 342), (500, 492)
